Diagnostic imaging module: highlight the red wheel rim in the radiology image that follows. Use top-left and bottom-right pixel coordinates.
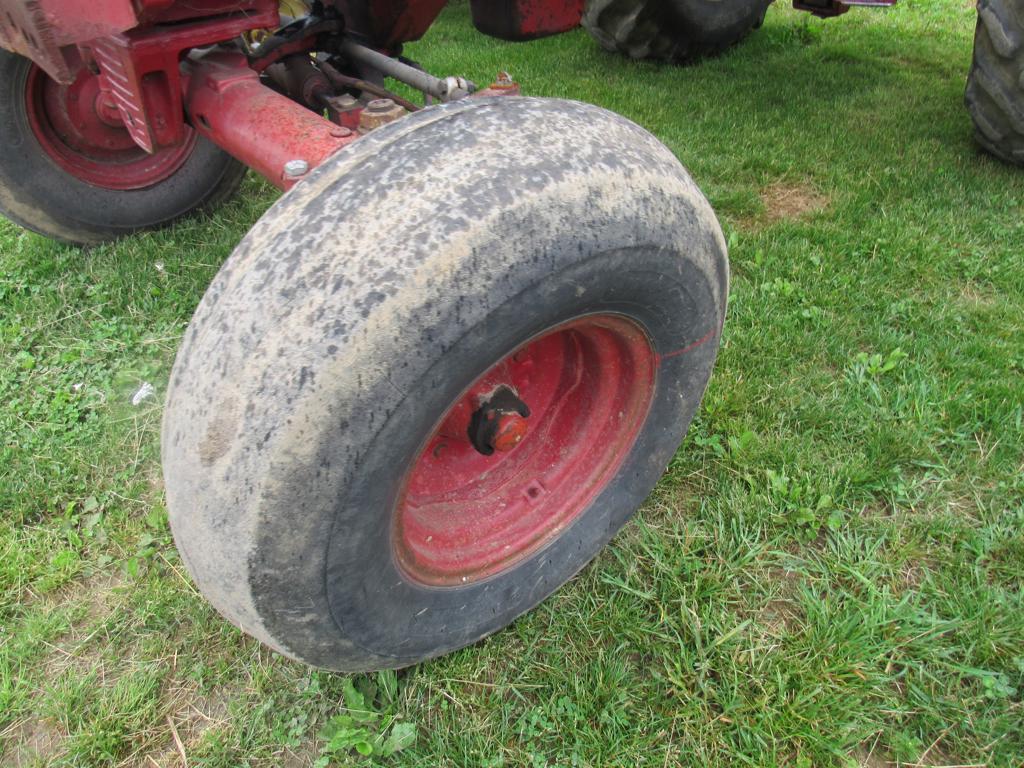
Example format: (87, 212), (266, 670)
(394, 314), (658, 586)
(24, 65), (196, 190)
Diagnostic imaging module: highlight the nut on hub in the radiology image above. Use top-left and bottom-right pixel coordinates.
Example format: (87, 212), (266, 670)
(358, 98), (406, 133)
(468, 385), (531, 456)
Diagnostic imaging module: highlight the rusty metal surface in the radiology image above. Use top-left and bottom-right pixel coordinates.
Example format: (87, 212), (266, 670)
(183, 51), (357, 190)
(473, 71), (521, 98)
(357, 98), (406, 132)
(0, 0), (278, 82)
(0, 0), (135, 81)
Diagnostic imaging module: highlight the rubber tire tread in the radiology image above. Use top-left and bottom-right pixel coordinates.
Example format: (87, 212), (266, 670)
(965, 0), (1024, 165)
(582, 0), (773, 62)
(162, 97), (729, 671)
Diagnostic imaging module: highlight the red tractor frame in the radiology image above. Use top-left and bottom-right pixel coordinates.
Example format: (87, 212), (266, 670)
(0, 0), (545, 193)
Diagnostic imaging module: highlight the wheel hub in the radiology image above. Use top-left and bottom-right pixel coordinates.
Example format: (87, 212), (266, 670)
(24, 64), (196, 190)
(393, 314), (657, 587)
(468, 385), (531, 455)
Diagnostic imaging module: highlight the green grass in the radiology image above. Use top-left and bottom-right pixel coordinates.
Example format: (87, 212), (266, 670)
(2, 0), (1023, 765)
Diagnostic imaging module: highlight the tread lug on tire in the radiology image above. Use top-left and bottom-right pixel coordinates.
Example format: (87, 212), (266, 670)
(163, 97), (729, 671)
(965, 0), (1024, 165)
(582, 0), (774, 63)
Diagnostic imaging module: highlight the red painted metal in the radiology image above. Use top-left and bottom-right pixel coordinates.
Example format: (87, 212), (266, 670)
(138, 0), (278, 24)
(491, 413), (528, 452)
(25, 63), (195, 189)
(469, 0), (583, 41)
(183, 51), (357, 190)
(393, 314), (657, 587)
(0, 1), (277, 83)
(0, 1), (136, 81)
(89, 6), (278, 151)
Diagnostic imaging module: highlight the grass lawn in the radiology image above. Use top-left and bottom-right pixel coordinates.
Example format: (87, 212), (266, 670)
(2, 0), (1023, 765)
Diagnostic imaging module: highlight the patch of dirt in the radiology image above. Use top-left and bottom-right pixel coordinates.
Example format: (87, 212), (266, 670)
(757, 598), (803, 634)
(852, 745), (891, 767)
(39, 571), (127, 683)
(1, 717), (62, 767)
(750, 568), (806, 635)
(959, 281), (999, 309)
(759, 182), (830, 223)
(140, 687), (232, 768)
(63, 570), (125, 624)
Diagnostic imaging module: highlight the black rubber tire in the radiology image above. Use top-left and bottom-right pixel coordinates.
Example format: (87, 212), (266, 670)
(162, 97), (729, 671)
(0, 50), (247, 246)
(965, 0), (1024, 165)
(582, 0), (773, 62)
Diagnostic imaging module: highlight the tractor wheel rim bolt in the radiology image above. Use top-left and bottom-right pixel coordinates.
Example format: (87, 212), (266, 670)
(283, 158), (309, 179)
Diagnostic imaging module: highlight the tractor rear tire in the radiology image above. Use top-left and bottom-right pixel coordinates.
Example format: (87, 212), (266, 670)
(163, 97), (728, 671)
(582, 0), (773, 62)
(965, 0), (1024, 166)
(0, 50), (247, 246)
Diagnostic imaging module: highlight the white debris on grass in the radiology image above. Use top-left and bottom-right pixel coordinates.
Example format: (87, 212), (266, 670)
(131, 381), (156, 406)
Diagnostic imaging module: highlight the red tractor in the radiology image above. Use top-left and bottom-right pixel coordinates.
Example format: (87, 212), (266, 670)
(0, 0), (1013, 672)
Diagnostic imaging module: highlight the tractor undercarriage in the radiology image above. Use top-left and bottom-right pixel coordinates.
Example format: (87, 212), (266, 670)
(0, 1), (529, 190)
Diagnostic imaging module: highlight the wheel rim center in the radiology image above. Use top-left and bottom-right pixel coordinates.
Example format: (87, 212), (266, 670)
(24, 64), (197, 190)
(468, 385), (531, 455)
(94, 93), (124, 128)
(393, 314), (658, 587)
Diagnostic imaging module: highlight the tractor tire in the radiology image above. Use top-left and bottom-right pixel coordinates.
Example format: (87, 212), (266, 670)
(163, 97), (728, 671)
(965, 0), (1024, 165)
(582, 0), (773, 62)
(0, 50), (246, 246)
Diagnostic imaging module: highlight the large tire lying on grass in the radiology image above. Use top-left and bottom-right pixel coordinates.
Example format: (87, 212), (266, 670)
(582, 0), (773, 62)
(163, 97), (728, 671)
(965, 0), (1024, 166)
(0, 50), (246, 245)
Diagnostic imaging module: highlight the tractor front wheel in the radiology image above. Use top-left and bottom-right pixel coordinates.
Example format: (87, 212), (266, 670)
(582, 0), (773, 62)
(965, 0), (1024, 166)
(0, 51), (246, 245)
(162, 97), (728, 671)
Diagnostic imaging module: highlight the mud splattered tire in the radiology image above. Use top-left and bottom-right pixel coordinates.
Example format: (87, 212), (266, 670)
(162, 97), (728, 671)
(582, 0), (773, 62)
(0, 50), (246, 245)
(965, 0), (1024, 165)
